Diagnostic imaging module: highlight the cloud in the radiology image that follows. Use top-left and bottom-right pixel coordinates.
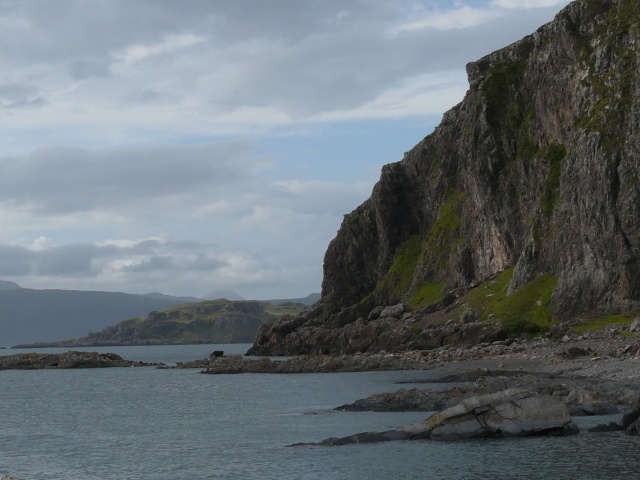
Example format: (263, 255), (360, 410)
(0, 0), (571, 147)
(0, 141), (258, 215)
(490, 0), (568, 9)
(393, 5), (503, 33)
(0, 83), (45, 109)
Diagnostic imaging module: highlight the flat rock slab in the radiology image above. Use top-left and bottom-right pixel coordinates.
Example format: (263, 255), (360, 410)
(419, 388), (578, 440)
(313, 389), (578, 446)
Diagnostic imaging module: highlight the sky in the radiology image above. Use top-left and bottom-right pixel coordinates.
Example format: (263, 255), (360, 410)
(0, 0), (572, 300)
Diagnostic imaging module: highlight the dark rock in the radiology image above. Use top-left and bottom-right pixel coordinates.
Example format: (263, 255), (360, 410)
(588, 422), (623, 433)
(558, 346), (592, 359)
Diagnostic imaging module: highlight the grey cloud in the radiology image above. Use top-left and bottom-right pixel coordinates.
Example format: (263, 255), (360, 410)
(193, 254), (227, 272)
(224, 5), (569, 116)
(122, 89), (181, 106)
(121, 253), (226, 273)
(0, 239), (226, 279)
(0, 243), (112, 277)
(0, 83), (44, 110)
(69, 60), (111, 80)
(0, 141), (257, 215)
(0, 1), (569, 119)
(122, 255), (174, 273)
(35, 243), (109, 276)
(0, 245), (32, 276)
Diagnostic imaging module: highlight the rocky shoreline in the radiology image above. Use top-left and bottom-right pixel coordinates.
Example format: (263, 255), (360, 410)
(176, 329), (640, 427)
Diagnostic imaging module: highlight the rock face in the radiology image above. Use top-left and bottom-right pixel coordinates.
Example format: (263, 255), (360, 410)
(251, 0), (640, 356)
(316, 389), (578, 445)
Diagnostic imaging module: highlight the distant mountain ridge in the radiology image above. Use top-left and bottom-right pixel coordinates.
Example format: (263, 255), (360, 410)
(139, 292), (203, 303)
(265, 293), (320, 305)
(0, 280), (21, 291)
(17, 299), (307, 347)
(203, 289), (245, 301)
(0, 289), (184, 347)
(0, 279), (320, 347)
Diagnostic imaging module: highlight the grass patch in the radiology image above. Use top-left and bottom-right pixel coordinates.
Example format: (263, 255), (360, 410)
(459, 268), (557, 335)
(464, 268), (515, 316)
(491, 273), (556, 332)
(410, 281), (445, 309)
(570, 307), (640, 333)
(385, 235), (424, 299)
(376, 192), (464, 304)
(424, 192), (464, 271)
(540, 143), (567, 218)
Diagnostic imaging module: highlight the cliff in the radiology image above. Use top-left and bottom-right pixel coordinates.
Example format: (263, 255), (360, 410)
(249, 0), (640, 355)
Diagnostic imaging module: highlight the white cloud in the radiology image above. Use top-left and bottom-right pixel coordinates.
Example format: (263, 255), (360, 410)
(491, 0), (568, 9)
(393, 6), (503, 33)
(30, 236), (53, 251)
(113, 33), (207, 68)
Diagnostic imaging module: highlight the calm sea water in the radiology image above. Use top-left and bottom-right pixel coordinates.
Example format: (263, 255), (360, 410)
(1, 344), (639, 480)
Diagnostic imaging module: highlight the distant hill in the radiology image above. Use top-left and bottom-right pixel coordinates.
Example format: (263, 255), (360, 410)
(265, 293), (320, 306)
(203, 289), (245, 301)
(21, 300), (308, 347)
(0, 289), (185, 347)
(139, 292), (202, 303)
(0, 280), (22, 291)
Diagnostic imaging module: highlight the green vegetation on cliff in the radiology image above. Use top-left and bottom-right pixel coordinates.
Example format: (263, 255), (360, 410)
(445, 268), (557, 336)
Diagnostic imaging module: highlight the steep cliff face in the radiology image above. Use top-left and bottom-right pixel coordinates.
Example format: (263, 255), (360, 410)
(250, 0), (640, 355)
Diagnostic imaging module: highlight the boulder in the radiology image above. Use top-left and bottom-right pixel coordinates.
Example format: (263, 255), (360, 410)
(630, 318), (640, 333)
(314, 389), (578, 446)
(588, 422), (623, 433)
(379, 303), (404, 319)
(416, 389), (578, 441)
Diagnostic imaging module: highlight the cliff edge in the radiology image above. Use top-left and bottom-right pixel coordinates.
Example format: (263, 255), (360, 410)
(249, 0), (640, 355)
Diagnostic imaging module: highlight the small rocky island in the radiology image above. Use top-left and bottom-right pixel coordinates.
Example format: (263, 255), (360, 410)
(0, 351), (157, 370)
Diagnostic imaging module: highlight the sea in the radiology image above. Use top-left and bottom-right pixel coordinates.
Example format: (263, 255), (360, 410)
(1, 344), (638, 480)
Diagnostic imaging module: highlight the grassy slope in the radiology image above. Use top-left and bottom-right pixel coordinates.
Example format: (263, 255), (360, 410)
(46, 300), (308, 346)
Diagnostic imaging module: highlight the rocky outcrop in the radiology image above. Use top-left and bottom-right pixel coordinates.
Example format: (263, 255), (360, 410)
(337, 369), (625, 416)
(251, 0), (640, 356)
(313, 389), (578, 445)
(0, 351), (156, 370)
